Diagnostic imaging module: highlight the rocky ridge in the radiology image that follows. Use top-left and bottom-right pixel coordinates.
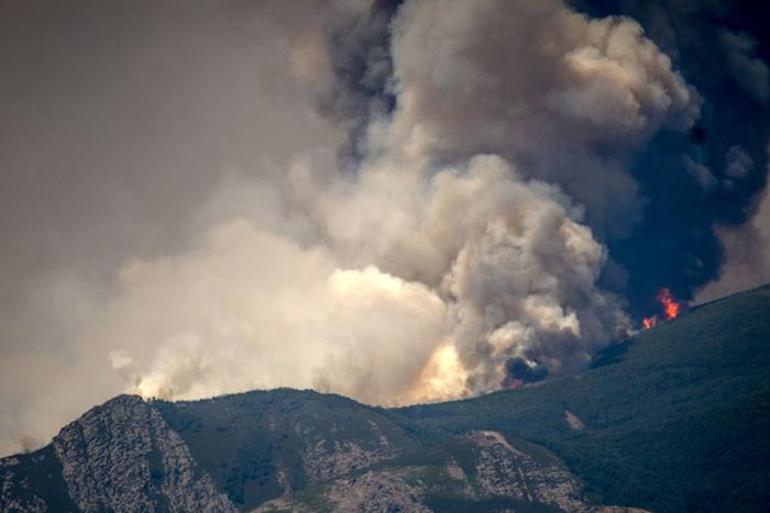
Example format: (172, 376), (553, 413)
(2, 395), (238, 513)
(1, 394), (645, 513)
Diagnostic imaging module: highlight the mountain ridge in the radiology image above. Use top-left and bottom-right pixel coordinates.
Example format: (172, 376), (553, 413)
(2, 284), (769, 513)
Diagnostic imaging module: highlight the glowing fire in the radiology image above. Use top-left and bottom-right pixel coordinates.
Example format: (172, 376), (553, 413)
(396, 342), (469, 405)
(657, 288), (680, 320)
(641, 288), (682, 330)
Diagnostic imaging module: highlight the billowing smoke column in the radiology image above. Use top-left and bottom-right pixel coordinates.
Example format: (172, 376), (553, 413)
(3, 0), (769, 457)
(105, 0), (768, 402)
(106, 0), (713, 402)
(571, 0), (770, 307)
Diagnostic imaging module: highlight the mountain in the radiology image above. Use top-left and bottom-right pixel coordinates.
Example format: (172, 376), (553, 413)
(398, 285), (770, 513)
(2, 285), (769, 513)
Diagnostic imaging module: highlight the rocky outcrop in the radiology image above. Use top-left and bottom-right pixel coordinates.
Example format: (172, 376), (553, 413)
(254, 430), (605, 513)
(470, 430), (592, 512)
(302, 438), (394, 485)
(325, 471), (432, 513)
(254, 469), (431, 513)
(52, 395), (237, 513)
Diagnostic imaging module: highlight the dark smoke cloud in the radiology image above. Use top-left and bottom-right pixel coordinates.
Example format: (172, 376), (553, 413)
(502, 357), (549, 388)
(312, 0), (402, 166)
(314, 0), (770, 316)
(569, 0), (770, 311)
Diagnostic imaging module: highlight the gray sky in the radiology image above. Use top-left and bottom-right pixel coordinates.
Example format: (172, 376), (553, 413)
(0, 0), (340, 454)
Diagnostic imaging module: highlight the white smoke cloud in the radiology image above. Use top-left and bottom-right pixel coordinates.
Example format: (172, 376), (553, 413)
(99, 222), (448, 405)
(104, 153), (630, 404)
(429, 156), (630, 391)
(0, 0), (703, 455)
(383, 0), (698, 236)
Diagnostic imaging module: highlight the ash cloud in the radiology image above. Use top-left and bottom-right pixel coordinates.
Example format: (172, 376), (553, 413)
(1, 0), (769, 457)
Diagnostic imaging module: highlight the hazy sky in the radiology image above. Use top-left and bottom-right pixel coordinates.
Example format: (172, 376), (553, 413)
(1, 0), (768, 456)
(0, 0), (341, 454)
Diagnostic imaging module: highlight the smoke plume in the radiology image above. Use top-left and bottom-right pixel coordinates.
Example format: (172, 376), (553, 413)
(99, 0), (697, 401)
(1, 0), (769, 456)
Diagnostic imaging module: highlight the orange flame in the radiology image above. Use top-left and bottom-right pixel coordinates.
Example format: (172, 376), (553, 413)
(641, 288), (681, 330)
(657, 288), (680, 320)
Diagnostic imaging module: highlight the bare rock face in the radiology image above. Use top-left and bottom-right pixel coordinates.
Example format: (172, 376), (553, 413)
(52, 395), (238, 513)
(302, 436), (396, 485)
(254, 430), (611, 513)
(325, 471), (432, 513)
(470, 430), (592, 512)
(254, 470), (432, 513)
(268, 404), (408, 486)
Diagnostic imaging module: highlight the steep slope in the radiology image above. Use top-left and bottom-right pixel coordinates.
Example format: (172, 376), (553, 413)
(152, 389), (423, 510)
(2, 395), (238, 513)
(0, 445), (76, 513)
(399, 285), (770, 513)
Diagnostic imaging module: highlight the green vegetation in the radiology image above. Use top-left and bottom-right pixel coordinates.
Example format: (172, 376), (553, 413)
(155, 388), (421, 511)
(1, 445), (78, 512)
(398, 285), (770, 513)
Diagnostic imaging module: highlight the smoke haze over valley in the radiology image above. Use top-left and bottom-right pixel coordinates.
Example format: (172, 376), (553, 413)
(1, 0), (769, 458)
